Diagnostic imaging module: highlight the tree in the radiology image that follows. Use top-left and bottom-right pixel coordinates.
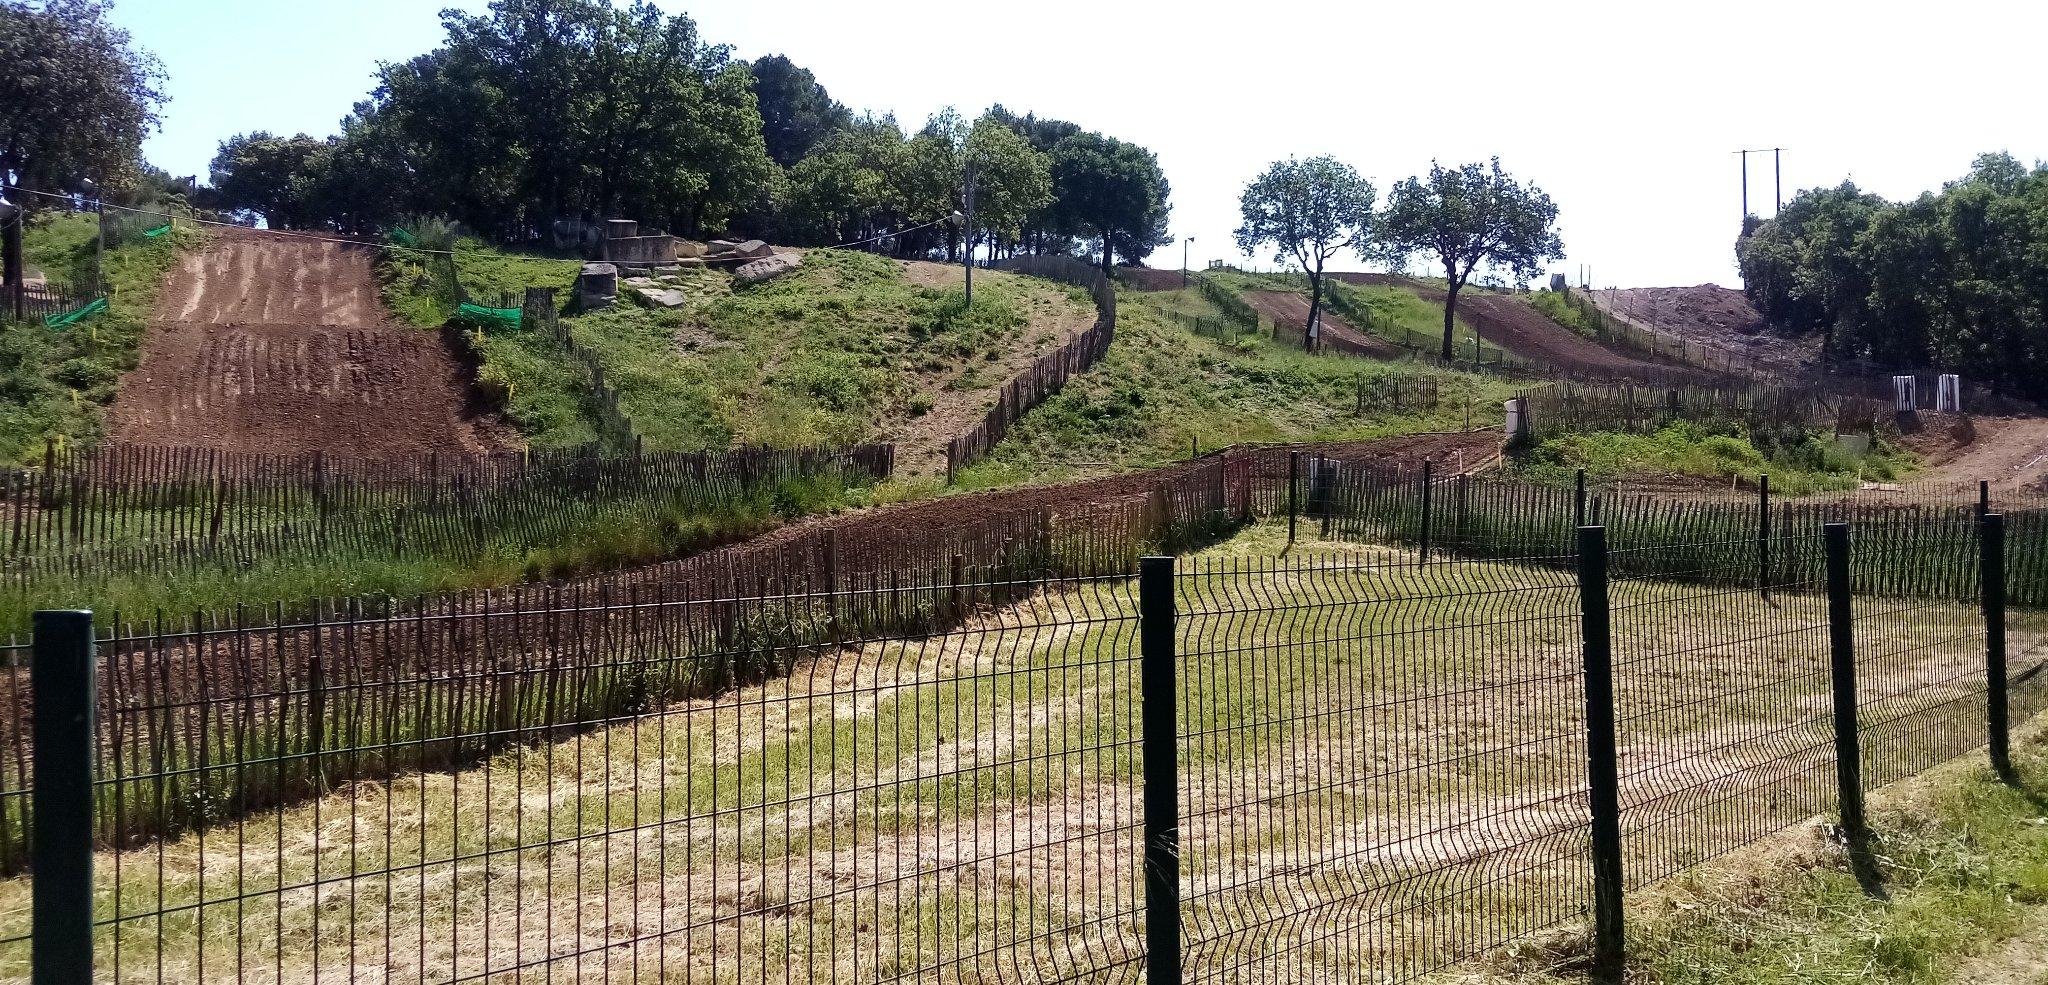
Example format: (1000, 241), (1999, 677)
(1380, 158), (1563, 360)
(209, 132), (330, 229)
(0, 0), (165, 289)
(1051, 131), (1171, 273)
(363, 0), (774, 238)
(1233, 156), (1376, 350)
(747, 54), (851, 167)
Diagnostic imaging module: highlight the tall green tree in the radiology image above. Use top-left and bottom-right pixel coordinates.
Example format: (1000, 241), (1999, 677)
(0, 0), (164, 288)
(1052, 131), (1171, 273)
(1380, 158), (1563, 360)
(1233, 156), (1376, 350)
(209, 132), (330, 229)
(747, 54), (851, 167)
(364, 0), (773, 238)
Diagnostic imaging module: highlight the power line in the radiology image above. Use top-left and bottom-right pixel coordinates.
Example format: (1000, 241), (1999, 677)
(8, 185), (958, 264)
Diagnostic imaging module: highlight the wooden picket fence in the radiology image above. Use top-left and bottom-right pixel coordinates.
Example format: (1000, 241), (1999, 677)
(945, 256), (1118, 478)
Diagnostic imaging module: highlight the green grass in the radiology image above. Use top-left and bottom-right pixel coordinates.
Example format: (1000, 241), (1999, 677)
(1512, 420), (1917, 495)
(0, 468), (870, 636)
(2, 211), (193, 462)
(1527, 288), (1592, 336)
(383, 246), (1094, 453)
(0, 518), (2019, 983)
(1473, 728), (2048, 984)
(953, 285), (1519, 488)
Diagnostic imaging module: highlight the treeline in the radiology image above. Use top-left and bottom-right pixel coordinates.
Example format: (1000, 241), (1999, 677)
(1738, 152), (2048, 396)
(199, 0), (1170, 268)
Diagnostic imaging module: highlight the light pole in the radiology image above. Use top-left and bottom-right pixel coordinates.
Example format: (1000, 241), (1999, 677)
(1182, 236), (1193, 289)
(82, 179), (102, 294)
(962, 162), (977, 308)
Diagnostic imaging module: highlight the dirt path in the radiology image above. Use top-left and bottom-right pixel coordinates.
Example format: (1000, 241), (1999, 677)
(1584, 285), (1818, 376)
(1919, 415), (2048, 490)
(1244, 290), (1403, 358)
(892, 260), (1098, 473)
(107, 230), (511, 456)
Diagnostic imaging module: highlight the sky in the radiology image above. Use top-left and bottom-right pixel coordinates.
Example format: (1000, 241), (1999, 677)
(110, 0), (2048, 289)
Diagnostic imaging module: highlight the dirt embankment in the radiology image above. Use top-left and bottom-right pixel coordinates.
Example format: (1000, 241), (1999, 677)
(1585, 285), (1818, 376)
(1244, 290), (1403, 358)
(108, 231), (512, 457)
(1325, 273), (1710, 381)
(1115, 267), (1187, 291)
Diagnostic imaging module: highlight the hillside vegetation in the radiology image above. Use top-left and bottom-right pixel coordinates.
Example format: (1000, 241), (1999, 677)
(954, 284), (1517, 488)
(5, 211), (193, 462)
(384, 247), (1097, 458)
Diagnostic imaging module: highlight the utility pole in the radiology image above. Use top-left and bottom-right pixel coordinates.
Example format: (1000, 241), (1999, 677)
(86, 179), (103, 294)
(1740, 149), (1750, 222)
(1774, 147), (1783, 214)
(962, 162), (977, 308)
(1, 174), (21, 320)
(1182, 236), (1193, 289)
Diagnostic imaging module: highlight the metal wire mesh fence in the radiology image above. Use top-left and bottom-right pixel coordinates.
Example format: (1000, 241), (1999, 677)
(2, 507), (2036, 983)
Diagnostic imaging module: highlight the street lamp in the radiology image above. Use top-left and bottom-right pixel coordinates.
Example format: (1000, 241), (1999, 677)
(1182, 236), (1194, 289)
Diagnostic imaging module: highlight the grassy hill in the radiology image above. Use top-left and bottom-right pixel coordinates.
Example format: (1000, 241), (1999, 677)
(951, 283), (1518, 488)
(3, 210), (194, 462)
(384, 247), (1097, 461)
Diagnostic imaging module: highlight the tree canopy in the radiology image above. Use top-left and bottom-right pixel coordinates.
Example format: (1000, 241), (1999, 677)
(1234, 156), (1376, 349)
(0, 0), (164, 193)
(748, 54), (851, 168)
(1738, 153), (2048, 396)
(180, 0), (1168, 263)
(1380, 158), (1563, 359)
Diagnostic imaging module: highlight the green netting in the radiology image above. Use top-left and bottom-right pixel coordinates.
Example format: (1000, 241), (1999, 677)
(456, 301), (521, 329)
(142, 223), (172, 238)
(390, 227), (417, 246)
(44, 297), (108, 330)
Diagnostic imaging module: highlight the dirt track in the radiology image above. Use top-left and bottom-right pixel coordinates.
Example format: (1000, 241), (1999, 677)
(1585, 285), (1818, 376)
(108, 231), (511, 456)
(1244, 290), (1402, 358)
(1915, 415), (2048, 490)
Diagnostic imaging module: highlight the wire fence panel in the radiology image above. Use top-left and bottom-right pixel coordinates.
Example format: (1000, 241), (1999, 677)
(1608, 535), (1836, 888)
(4, 574), (1148, 983)
(1174, 555), (1588, 983)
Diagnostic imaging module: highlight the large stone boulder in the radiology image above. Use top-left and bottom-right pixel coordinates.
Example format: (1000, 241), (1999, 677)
(732, 239), (773, 259)
(632, 286), (690, 308)
(733, 252), (802, 285)
(578, 262), (618, 311)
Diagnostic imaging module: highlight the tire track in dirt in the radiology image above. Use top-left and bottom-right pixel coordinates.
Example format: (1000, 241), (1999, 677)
(1244, 290), (1403, 358)
(109, 230), (512, 457)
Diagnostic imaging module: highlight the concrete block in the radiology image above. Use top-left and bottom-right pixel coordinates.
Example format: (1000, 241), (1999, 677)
(674, 240), (708, 258)
(734, 252), (802, 285)
(633, 286), (689, 308)
(733, 239), (772, 258)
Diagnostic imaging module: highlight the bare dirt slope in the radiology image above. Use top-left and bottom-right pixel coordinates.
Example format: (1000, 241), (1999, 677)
(1115, 267), (1186, 291)
(109, 231), (511, 457)
(1327, 273), (1706, 380)
(1244, 290), (1402, 358)
(1585, 285), (1818, 375)
(1915, 415), (2048, 490)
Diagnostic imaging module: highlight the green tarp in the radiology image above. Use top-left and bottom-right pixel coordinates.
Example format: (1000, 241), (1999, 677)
(44, 297), (108, 330)
(390, 227), (417, 246)
(456, 301), (522, 330)
(142, 223), (172, 238)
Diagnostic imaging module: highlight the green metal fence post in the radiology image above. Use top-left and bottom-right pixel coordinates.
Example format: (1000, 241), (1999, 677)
(1983, 512), (2011, 777)
(1758, 473), (1772, 602)
(32, 609), (95, 985)
(1287, 452), (1299, 544)
(1825, 522), (1866, 837)
(1138, 556), (1181, 985)
(1575, 527), (1625, 975)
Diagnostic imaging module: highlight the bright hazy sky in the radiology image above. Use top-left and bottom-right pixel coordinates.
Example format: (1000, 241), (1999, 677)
(111, 0), (2048, 289)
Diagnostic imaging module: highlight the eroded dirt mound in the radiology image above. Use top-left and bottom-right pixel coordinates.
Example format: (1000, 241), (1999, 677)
(1457, 294), (1694, 378)
(1585, 286), (1817, 375)
(1244, 290), (1402, 358)
(110, 230), (511, 456)
(1115, 267), (1187, 291)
